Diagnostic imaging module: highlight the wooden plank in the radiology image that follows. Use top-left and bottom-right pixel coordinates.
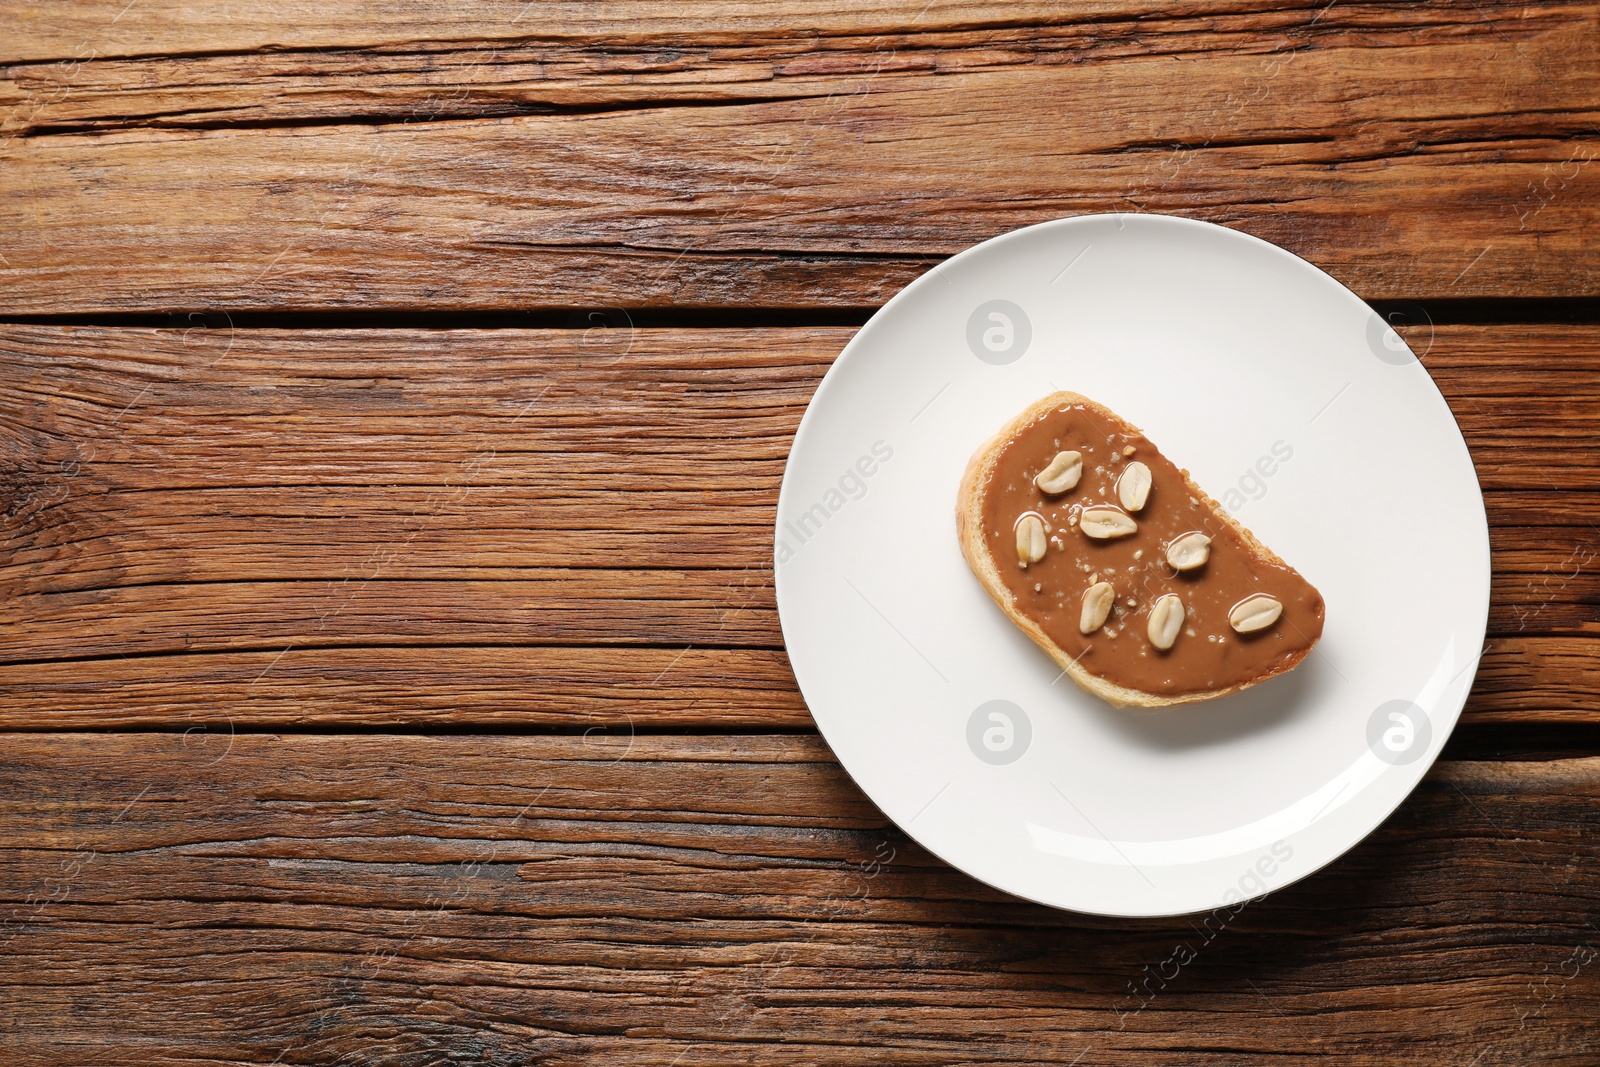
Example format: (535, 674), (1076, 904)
(0, 646), (810, 730)
(0, 636), (1590, 731)
(0, 1), (1181, 63)
(2, 3), (1597, 309)
(9, 1), (1587, 127)
(1469, 635), (1600, 725)
(0, 573), (782, 659)
(3, 324), (1597, 501)
(3, 323), (1594, 622)
(0, 734), (1596, 1064)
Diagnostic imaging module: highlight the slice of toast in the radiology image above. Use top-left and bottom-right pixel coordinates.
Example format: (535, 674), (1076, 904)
(957, 392), (1324, 707)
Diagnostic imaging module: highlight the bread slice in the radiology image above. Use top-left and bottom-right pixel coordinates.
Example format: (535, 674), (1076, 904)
(956, 391), (1323, 708)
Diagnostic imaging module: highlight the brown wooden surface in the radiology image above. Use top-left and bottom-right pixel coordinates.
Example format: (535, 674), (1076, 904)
(1, 324), (1596, 733)
(0, 635), (1596, 732)
(2, 0), (1598, 1062)
(2, 734), (1599, 1066)
(3, 1), (1599, 310)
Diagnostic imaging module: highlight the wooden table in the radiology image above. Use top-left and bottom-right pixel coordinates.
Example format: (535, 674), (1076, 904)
(2, 3), (1597, 1063)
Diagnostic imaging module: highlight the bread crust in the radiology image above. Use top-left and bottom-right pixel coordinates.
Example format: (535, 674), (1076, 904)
(956, 392), (1318, 708)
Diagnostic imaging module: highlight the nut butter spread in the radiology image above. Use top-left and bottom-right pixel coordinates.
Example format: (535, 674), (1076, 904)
(979, 401), (1324, 697)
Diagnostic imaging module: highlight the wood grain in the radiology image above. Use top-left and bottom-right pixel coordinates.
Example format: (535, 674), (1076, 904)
(1470, 635), (1600, 725)
(1, 733), (1597, 1065)
(0, 1), (1194, 63)
(1, 5), (1594, 1058)
(0, 323), (1594, 730)
(0, 646), (808, 730)
(2, 1), (1597, 310)
(0, 636), (1592, 732)
(8, 1), (1589, 128)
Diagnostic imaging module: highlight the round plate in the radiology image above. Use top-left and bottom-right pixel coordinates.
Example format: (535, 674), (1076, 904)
(774, 214), (1490, 917)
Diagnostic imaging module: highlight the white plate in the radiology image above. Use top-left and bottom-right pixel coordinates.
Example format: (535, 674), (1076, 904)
(774, 214), (1490, 917)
